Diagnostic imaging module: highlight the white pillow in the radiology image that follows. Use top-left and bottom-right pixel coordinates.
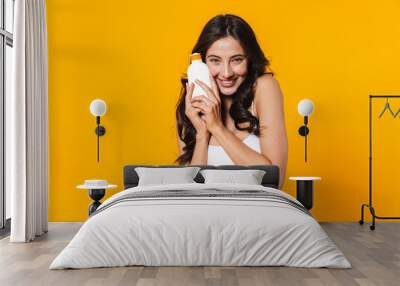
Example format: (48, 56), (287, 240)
(135, 167), (201, 186)
(200, 169), (266, 185)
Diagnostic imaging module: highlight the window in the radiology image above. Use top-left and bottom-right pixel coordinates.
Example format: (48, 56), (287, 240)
(0, 0), (14, 233)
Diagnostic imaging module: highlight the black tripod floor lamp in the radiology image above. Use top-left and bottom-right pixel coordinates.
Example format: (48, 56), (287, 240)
(359, 95), (400, 230)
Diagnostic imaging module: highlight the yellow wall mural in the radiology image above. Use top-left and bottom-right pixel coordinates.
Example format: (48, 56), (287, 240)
(47, 0), (400, 221)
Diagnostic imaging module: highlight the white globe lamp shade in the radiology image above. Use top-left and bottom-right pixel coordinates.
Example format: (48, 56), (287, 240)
(90, 99), (107, 117)
(297, 99), (314, 116)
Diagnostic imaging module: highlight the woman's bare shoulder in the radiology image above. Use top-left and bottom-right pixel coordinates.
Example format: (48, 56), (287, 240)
(253, 74), (282, 107)
(254, 73), (280, 92)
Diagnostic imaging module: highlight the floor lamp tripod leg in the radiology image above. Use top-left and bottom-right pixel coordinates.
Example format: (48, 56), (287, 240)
(370, 206), (376, 231)
(359, 204), (366, 225)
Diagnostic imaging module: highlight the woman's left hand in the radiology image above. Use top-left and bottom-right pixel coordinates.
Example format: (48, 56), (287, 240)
(191, 77), (224, 134)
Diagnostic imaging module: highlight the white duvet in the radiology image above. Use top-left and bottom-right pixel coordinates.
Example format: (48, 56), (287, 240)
(50, 183), (351, 269)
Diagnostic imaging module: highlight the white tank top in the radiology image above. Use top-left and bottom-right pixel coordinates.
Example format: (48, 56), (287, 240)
(207, 134), (261, 165)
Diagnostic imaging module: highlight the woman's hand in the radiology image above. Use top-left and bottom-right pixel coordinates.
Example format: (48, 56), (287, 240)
(184, 82), (210, 140)
(191, 76), (224, 134)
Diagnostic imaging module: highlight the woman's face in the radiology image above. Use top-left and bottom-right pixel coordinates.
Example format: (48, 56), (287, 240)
(205, 36), (248, 96)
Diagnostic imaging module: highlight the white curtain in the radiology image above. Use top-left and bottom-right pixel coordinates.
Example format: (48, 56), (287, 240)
(7, 0), (48, 242)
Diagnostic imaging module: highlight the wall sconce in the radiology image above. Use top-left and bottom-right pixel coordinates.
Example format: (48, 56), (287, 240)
(89, 99), (107, 162)
(297, 99), (314, 162)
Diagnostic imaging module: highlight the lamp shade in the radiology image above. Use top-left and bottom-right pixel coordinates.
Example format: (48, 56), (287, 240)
(90, 99), (107, 116)
(297, 99), (314, 116)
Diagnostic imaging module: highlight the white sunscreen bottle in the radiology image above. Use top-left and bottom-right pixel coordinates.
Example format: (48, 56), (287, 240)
(187, 53), (211, 97)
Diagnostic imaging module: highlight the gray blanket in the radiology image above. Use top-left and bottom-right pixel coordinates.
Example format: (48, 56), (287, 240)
(50, 183), (351, 269)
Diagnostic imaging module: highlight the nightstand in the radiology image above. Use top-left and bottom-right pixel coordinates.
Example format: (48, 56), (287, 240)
(77, 180), (117, 216)
(289, 176), (321, 210)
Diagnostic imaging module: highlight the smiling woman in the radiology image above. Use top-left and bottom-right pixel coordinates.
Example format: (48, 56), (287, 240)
(175, 14), (288, 189)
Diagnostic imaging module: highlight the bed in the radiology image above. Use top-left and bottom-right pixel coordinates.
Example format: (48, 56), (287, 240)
(50, 165), (351, 269)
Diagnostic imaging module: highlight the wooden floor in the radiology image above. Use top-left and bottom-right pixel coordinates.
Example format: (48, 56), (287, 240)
(0, 222), (399, 286)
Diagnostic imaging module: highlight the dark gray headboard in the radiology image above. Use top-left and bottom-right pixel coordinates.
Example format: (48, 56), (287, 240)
(124, 165), (280, 189)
